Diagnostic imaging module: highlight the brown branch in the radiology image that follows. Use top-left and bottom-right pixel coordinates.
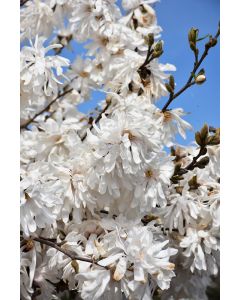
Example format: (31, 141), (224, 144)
(32, 237), (104, 266)
(184, 146), (206, 171)
(139, 45), (154, 70)
(161, 26), (220, 112)
(20, 0), (30, 6)
(20, 88), (73, 130)
(81, 99), (112, 142)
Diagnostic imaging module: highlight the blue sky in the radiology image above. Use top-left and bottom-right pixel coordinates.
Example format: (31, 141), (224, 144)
(62, 0), (220, 145)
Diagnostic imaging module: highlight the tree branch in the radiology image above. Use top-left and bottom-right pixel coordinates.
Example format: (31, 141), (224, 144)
(81, 99), (112, 142)
(20, 88), (73, 130)
(184, 146), (206, 171)
(32, 237), (105, 267)
(20, 0), (30, 6)
(161, 26), (220, 112)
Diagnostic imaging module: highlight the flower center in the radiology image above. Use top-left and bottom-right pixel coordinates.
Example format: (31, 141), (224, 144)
(145, 169), (153, 178)
(163, 111), (173, 122)
(79, 71), (89, 78)
(122, 129), (136, 141)
(25, 239), (34, 251)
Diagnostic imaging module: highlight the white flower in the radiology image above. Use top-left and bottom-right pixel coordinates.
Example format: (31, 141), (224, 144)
(180, 227), (219, 274)
(159, 187), (200, 235)
(21, 0), (54, 40)
(77, 268), (111, 300)
(105, 49), (145, 94)
(133, 152), (174, 211)
(105, 49), (175, 100)
(20, 0), (220, 297)
(98, 226), (177, 290)
(20, 166), (63, 236)
(155, 108), (193, 146)
(21, 36), (69, 97)
(70, 0), (121, 42)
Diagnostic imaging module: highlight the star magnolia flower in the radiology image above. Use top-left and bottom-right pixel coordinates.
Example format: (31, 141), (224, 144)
(20, 170), (63, 236)
(77, 269), (111, 300)
(180, 227), (219, 273)
(21, 0), (54, 40)
(20, 0), (220, 298)
(70, 0), (121, 41)
(155, 108), (193, 146)
(98, 226), (178, 290)
(21, 36), (69, 97)
(159, 187), (200, 235)
(132, 152), (174, 211)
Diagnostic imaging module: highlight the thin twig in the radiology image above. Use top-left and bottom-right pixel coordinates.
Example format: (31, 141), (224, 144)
(184, 146), (206, 171)
(33, 237), (102, 265)
(20, 88), (73, 130)
(81, 100), (112, 141)
(20, 0), (30, 6)
(161, 26), (220, 112)
(139, 45), (154, 70)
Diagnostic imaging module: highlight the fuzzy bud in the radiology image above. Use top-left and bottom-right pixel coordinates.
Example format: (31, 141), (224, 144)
(71, 260), (79, 273)
(196, 156), (210, 169)
(146, 33), (154, 47)
(195, 74), (206, 84)
(152, 41), (163, 58)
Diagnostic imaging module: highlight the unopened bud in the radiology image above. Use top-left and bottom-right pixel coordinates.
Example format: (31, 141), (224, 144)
(200, 123), (209, 141)
(165, 83), (174, 94)
(188, 175), (200, 190)
(106, 95), (112, 104)
(71, 260), (79, 273)
(196, 156), (210, 169)
(152, 41), (163, 58)
(188, 27), (199, 43)
(190, 41), (196, 51)
(169, 75), (175, 90)
(25, 239), (34, 251)
(147, 33), (154, 46)
(206, 36), (218, 48)
(195, 132), (202, 146)
(152, 50), (163, 58)
(209, 37), (218, 47)
(206, 134), (220, 145)
(195, 74), (206, 84)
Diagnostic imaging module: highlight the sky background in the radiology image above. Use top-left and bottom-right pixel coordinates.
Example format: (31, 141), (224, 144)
(62, 0), (220, 145)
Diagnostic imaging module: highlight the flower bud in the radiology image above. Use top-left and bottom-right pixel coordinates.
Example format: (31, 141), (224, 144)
(188, 27), (199, 43)
(196, 156), (210, 169)
(200, 123), (209, 140)
(195, 74), (206, 84)
(71, 260), (79, 273)
(195, 131), (202, 146)
(169, 75), (175, 90)
(209, 37), (218, 47)
(206, 36), (218, 48)
(25, 239), (34, 251)
(146, 33), (154, 47)
(206, 134), (220, 145)
(152, 41), (163, 58)
(188, 28), (199, 51)
(188, 175), (200, 190)
(165, 83), (174, 94)
(106, 95), (112, 104)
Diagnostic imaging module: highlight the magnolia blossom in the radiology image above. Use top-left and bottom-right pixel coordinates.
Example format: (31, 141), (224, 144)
(98, 225), (178, 291)
(180, 227), (219, 274)
(20, 0), (220, 299)
(21, 37), (69, 98)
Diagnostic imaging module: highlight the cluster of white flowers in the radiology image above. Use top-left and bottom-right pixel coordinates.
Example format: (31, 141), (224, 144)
(20, 0), (220, 299)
